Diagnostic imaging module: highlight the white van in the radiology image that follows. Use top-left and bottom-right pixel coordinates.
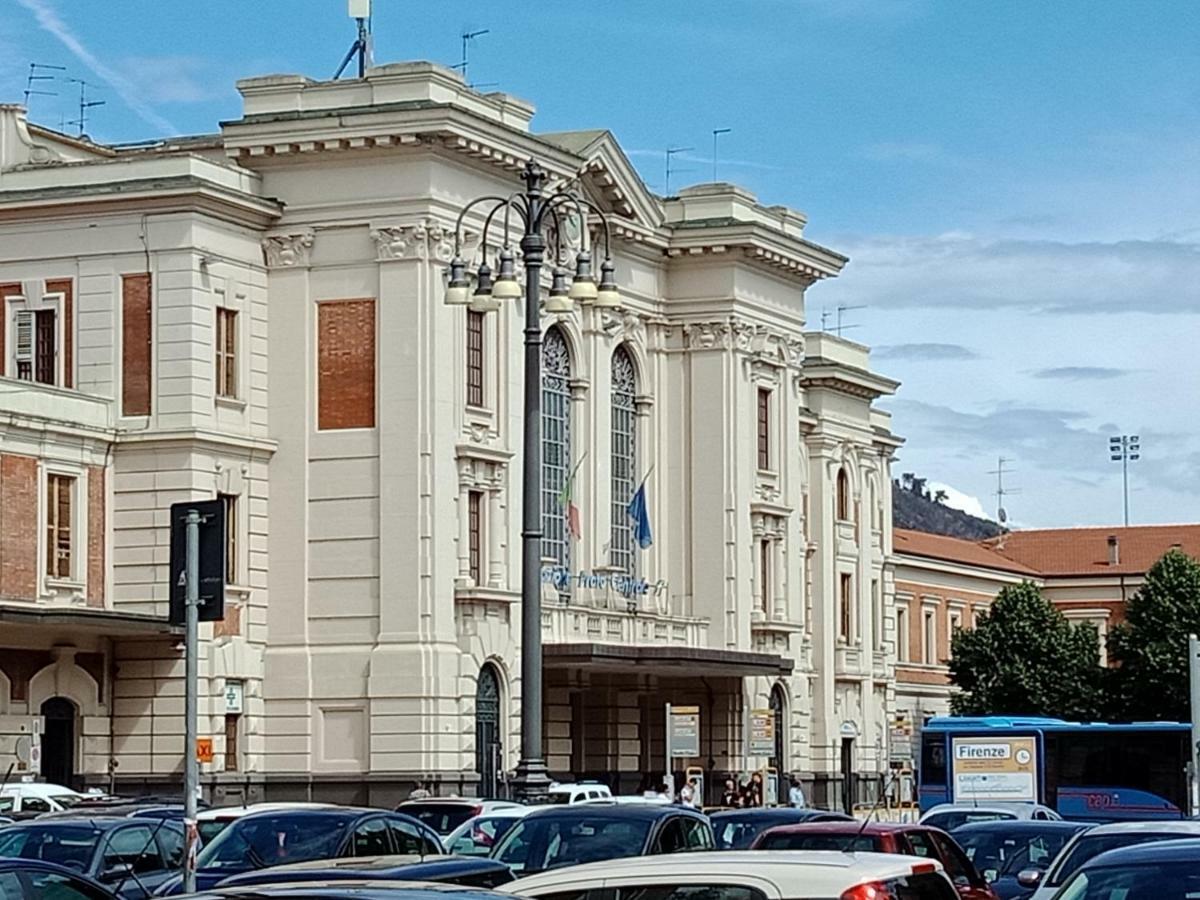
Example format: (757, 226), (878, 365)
(546, 782), (613, 804)
(0, 782), (83, 817)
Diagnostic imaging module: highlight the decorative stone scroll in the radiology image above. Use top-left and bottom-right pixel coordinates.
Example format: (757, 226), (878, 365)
(260, 231), (314, 268)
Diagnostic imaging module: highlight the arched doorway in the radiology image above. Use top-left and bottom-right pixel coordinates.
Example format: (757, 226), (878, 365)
(40, 697), (77, 788)
(475, 665), (502, 798)
(769, 685), (786, 774)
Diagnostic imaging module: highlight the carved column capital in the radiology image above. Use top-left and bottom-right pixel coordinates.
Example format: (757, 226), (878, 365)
(261, 231), (314, 268)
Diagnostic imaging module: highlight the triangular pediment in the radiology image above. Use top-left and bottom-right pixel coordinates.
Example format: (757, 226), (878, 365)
(540, 130), (663, 231)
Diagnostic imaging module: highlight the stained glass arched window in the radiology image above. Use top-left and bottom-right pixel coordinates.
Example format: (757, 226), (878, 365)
(542, 328), (572, 590)
(610, 346), (637, 575)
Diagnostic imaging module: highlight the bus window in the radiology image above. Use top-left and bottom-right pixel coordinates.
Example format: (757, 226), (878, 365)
(921, 733), (946, 788)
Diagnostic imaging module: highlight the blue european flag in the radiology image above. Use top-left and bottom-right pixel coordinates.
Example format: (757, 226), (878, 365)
(627, 482), (653, 549)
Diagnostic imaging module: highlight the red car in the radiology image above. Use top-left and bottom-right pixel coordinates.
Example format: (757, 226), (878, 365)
(750, 820), (998, 900)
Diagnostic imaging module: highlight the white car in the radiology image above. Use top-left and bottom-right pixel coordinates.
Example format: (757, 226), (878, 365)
(546, 782), (613, 804)
(444, 806), (533, 856)
(394, 798), (524, 837)
(0, 782), (83, 817)
(1026, 819), (1200, 899)
(196, 801), (339, 845)
(501, 850), (958, 900)
(919, 802), (1061, 831)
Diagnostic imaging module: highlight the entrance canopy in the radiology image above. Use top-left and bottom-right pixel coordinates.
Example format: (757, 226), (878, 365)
(0, 605), (179, 637)
(544, 642), (793, 677)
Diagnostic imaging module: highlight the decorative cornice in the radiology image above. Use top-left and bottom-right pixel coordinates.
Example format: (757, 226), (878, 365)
(260, 231), (314, 268)
(680, 318), (804, 368)
(370, 219), (472, 262)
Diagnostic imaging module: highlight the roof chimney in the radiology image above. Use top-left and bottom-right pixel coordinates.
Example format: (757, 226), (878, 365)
(1107, 535), (1120, 566)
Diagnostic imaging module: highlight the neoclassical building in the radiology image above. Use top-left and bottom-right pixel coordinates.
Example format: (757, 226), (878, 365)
(0, 61), (899, 806)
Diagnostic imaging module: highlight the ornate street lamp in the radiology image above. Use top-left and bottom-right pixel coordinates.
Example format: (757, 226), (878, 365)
(445, 159), (620, 802)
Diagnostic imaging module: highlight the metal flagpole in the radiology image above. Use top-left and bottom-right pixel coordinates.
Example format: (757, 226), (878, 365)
(183, 509), (200, 894)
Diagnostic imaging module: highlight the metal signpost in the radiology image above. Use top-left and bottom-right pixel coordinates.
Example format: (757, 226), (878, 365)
(169, 500), (225, 893)
(666, 704), (700, 790)
(1189, 634), (1200, 816)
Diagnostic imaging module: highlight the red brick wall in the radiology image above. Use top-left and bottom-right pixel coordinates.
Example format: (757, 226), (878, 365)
(45, 278), (73, 389)
(0, 454), (38, 600)
(87, 466), (105, 607)
(317, 299), (376, 430)
(213, 603), (241, 638)
(0, 283), (19, 378)
(121, 274), (152, 415)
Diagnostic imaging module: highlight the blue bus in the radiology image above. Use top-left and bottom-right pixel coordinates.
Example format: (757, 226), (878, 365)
(919, 716), (1189, 821)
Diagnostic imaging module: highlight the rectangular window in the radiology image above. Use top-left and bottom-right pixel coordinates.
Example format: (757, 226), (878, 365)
(896, 604), (910, 662)
(317, 300), (376, 430)
(756, 388), (771, 470)
(759, 540), (771, 613)
(14, 308), (57, 385)
(215, 307), (237, 398)
(839, 573), (853, 641)
(224, 714), (240, 772)
(466, 310), (485, 408)
(950, 610), (962, 640)
(924, 610), (937, 664)
(219, 493), (237, 585)
(45, 473), (73, 579)
(468, 490), (483, 585)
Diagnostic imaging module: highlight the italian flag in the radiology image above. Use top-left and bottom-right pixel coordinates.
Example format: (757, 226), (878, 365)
(560, 454), (586, 541)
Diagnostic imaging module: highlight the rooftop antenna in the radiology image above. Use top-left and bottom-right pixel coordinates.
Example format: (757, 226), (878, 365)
(453, 28), (489, 85)
(987, 456), (1021, 524)
(334, 0), (373, 79)
(834, 304), (866, 337)
(23, 62), (65, 110)
(665, 146), (693, 196)
(711, 128), (731, 182)
(65, 78), (104, 138)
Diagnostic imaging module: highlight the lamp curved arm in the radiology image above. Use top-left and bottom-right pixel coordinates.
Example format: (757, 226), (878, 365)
(543, 193), (590, 253)
(453, 195), (523, 256)
(571, 196), (616, 260)
(480, 193), (525, 261)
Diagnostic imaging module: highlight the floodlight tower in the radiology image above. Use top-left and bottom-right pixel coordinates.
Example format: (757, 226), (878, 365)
(1109, 434), (1140, 526)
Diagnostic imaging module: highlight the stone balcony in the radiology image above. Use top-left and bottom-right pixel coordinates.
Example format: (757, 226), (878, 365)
(542, 602), (709, 648)
(0, 376), (114, 436)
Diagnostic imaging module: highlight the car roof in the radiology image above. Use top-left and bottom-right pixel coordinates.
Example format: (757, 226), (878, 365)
(198, 802), (340, 821)
(1, 816), (158, 831)
(1082, 837), (1200, 868)
(398, 799), (516, 807)
(924, 802), (1046, 813)
(951, 820), (1089, 834)
(193, 882), (507, 900)
(256, 856), (501, 874)
(499, 850), (943, 893)
(1079, 820), (1200, 836)
(520, 802), (701, 821)
(709, 808), (849, 821)
(0, 784), (80, 797)
(758, 821), (931, 836)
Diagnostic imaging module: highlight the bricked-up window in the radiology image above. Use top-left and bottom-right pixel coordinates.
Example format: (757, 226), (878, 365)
(121, 274), (152, 416)
(759, 539), (771, 613)
(468, 490), (483, 584)
(756, 388), (771, 470)
(317, 300), (376, 430)
(46, 474), (74, 579)
(215, 308), (237, 398)
(839, 573), (852, 642)
(219, 493), (237, 585)
(466, 310), (485, 408)
(224, 714), (239, 771)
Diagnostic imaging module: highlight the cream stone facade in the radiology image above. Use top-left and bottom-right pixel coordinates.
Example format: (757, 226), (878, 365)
(0, 62), (901, 807)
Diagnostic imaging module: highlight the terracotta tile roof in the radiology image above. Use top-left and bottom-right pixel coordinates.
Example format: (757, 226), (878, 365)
(893, 528), (1039, 576)
(984, 524), (1200, 577)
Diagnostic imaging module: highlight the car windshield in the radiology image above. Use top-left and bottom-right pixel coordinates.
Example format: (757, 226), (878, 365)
(755, 831), (879, 852)
(925, 811), (1016, 832)
(447, 816), (522, 856)
(956, 829), (1078, 881)
(0, 825), (100, 870)
(1048, 833), (1191, 887)
(400, 804), (477, 835)
(197, 820), (233, 845)
(195, 812), (353, 871)
(493, 816), (652, 873)
(1056, 862), (1200, 900)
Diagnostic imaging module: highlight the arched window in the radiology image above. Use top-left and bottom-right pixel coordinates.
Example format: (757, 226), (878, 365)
(542, 328), (572, 589)
(770, 684), (787, 772)
(475, 664), (502, 798)
(610, 346), (637, 575)
(836, 467), (850, 521)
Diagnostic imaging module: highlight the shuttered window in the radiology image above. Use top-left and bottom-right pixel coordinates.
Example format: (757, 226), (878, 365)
(46, 474), (74, 579)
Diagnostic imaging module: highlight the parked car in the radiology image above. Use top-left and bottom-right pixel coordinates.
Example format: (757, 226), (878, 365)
(155, 806), (443, 894)
(0, 858), (119, 900)
(1050, 837), (1200, 899)
(950, 820), (1091, 899)
(181, 885), (511, 900)
(0, 783), (85, 819)
(709, 807), (853, 850)
(751, 821), (997, 900)
(213, 854), (514, 889)
(1026, 820), (1200, 899)
(393, 800), (523, 837)
(499, 850), (960, 899)
(40, 803), (188, 822)
(545, 783), (613, 804)
(920, 804), (1061, 832)
(444, 808), (533, 857)
(195, 802), (340, 846)
(0, 816), (184, 899)
(490, 803), (713, 875)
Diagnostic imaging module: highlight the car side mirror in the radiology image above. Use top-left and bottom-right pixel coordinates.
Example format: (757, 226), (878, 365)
(1016, 869), (1044, 888)
(99, 863), (134, 884)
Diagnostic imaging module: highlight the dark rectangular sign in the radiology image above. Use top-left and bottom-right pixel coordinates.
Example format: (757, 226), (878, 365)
(169, 499), (226, 625)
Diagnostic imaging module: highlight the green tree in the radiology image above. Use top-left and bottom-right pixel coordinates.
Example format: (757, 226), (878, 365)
(949, 581), (1103, 719)
(1107, 549), (1200, 722)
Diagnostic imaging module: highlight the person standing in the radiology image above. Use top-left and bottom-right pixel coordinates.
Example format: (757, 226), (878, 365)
(788, 776), (807, 809)
(680, 777), (699, 808)
(720, 777), (740, 808)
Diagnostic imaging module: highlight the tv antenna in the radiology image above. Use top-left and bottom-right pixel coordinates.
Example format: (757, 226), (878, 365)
(65, 78), (104, 138)
(711, 128), (731, 182)
(24, 62), (65, 109)
(335, 0), (374, 79)
(987, 456), (1021, 524)
(822, 304), (866, 336)
(453, 28), (489, 86)
(665, 146), (693, 196)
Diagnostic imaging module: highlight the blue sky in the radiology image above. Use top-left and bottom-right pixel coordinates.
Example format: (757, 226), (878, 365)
(3, 0), (1198, 528)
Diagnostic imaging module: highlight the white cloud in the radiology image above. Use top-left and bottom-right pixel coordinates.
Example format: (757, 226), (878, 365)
(926, 482), (988, 520)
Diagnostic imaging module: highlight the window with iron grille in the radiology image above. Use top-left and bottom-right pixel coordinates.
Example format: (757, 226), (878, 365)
(610, 346), (637, 576)
(756, 388), (771, 470)
(468, 490), (483, 584)
(839, 573), (853, 641)
(541, 328), (572, 594)
(215, 308), (237, 398)
(46, 474), (74, 579)
(466, 310), (485, 407)
(219, 493), (237, 585)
